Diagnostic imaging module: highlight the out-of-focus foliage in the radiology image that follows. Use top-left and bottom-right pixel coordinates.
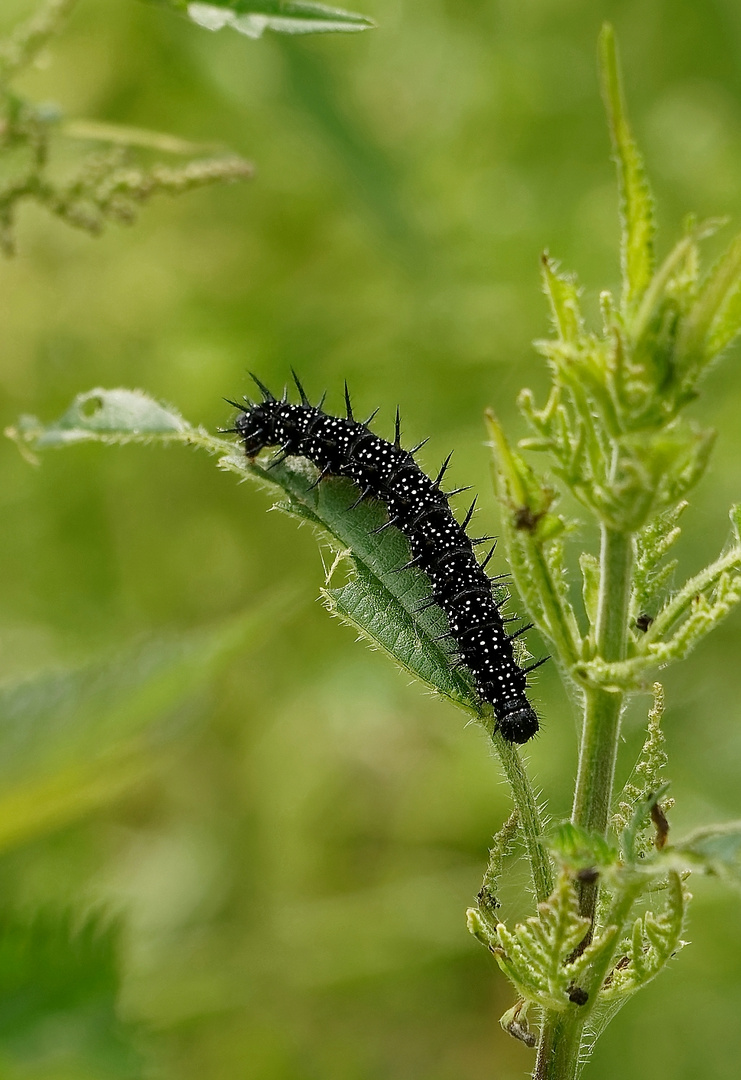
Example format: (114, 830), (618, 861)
(0, 910), (142, 1079)
(2, 1), (741, 1078)
(0, 601), (286, 852)
(0, 1), (254, 253)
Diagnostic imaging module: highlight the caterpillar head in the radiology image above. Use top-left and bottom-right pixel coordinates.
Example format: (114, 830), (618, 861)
(235, 403), (279, 457)
(495, 699), (539, 744)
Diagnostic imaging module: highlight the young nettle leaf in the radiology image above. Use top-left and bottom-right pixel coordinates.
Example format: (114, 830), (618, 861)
(486, 410), (580, 669)
(473, 872), (594, 1013)
(540, 253), (585, 345)
(618, 782), (672, 869)
(676, 231), (741, 379)
(704, 241), (741, 361)
(612, 684), (670, 854)
(324, 559), (478, 716)
(610, 423), (715, 531)
(631, 507), (741, 669)
(476, 810), (520, 930)
(631, 503), (686, 627)
(598, 871), (688, 1003)
(624, 228), (702, 424)
(599, 24), (656, 318)
(580, 552), (600, 637)
(548, 823), (619, 873)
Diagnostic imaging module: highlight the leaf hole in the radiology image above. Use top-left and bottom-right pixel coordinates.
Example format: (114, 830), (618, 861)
(80, 395), (104, 419)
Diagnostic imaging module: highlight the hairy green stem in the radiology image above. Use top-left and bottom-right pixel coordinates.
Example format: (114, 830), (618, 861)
(572, 687), (623, 845)
(495, 737), (554, 904)
(534, 1014), (584, 1080)
(534, 527), (633, 1080)
(573, 527), (633, 839)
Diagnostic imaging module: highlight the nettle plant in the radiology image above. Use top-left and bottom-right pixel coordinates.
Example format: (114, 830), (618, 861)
(10, 25), (741, 1080)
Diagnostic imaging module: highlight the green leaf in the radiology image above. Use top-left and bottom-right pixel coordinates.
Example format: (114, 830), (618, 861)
(670, 821), (741, 886)
(612, 684), (670, 856)
(541, 254), (584, 344)
(485, 871), (592, 1012)
(486, 410), (581, 668)
(579, 551), (600, 632)
(149, 0), (375, 37)
(477, 810), (520, 928)
(325, 551), (478, 715)
(577, 533), (741, 687)
(639, 515), (741, 655)
(7, 387), (196, 455)
(677, 230), (741, 371)
(0, 603), (280, 852)
(9, 388), (485, 723)
(257, 460), (484, 715)
(548, 822), (619, 871)
(598, 871), (688, 1003)
(0, 909), (143, 1077)
(598, 23), (655, 315)
(590, 423), (715, 532)
(272, 462), (484, 713)
(619, 782), (671, 866)
(631, 502), (686, 623)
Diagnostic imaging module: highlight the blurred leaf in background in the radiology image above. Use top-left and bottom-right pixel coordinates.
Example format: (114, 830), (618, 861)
(153, 0), (376, 38)
(0, 599), (286, 852)
(0, 910), (143, 1080)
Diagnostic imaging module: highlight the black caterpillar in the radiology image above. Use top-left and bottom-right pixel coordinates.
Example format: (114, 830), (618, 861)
(228, 374), (544, 743)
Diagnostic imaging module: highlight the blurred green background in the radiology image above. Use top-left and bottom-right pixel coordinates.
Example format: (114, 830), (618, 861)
(1, 0), (741, 1077)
